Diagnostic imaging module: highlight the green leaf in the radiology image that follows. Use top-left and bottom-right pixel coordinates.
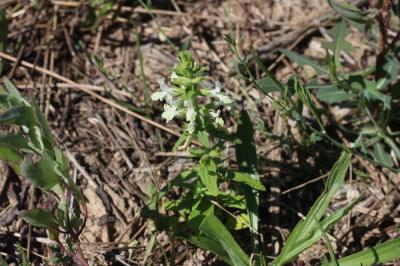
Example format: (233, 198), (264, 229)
(21, 208), (58, 228)
(322, 21), (353, 68)
(363, 80), (391, 109)
(254, 76), (282, 94)
(280, 49), (329, 75)
(3, 78), (30, 106)
(292, 77), (324, 131)
(372, 143), (393, 168)
(235, 110), (260, 254)
(317, 87), (354, 103)
(0, 146), (23, 174)
(31, 100), (55, 147)
(21, 157), (60, 190)
(272, 152), (351, 266)
(199, 158), (218, 196)
(199, 214), (250, 266)
(376, 53), (399, 90)
(0, 106), (36, 127)
(0, 133), (31, 151)
(327, 0), (367, 27)
(334, 237), (400, 266)
(229, 171), (265, 191)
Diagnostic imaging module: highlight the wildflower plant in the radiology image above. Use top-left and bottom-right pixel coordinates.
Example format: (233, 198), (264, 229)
(147, 51), (266, 265)
(148, 50), (400, 266)
(0, 79), (88, 265)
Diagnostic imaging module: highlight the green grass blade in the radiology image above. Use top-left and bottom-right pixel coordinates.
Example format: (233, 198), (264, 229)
(235, 110), (260, 254)
(334, 237), (400, 266)
(199, 214), (250, 266)
(272, 151), (351, 266)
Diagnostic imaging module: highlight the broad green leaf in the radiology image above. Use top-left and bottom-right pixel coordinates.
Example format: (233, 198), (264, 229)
(21, 157), (60, 189)
(0, 106), (36, 127)
(0, 146), (23, 174)
(199, 158), (218, 196)
(21, 208), (58, 228)
(199, 214), (249, 266)
(0, 133), (31, 151)
(317, 87), (354, 103)
(322, 21), (353, 68)
(372, 143), (393, 168)
(229, 171), (265, 191)
(280, 49), (329, 75)
(197, 130), (210, 148)
(235, 110), (260, 255)
(334, 237), (400, 266)
(272, 152), (351, 266)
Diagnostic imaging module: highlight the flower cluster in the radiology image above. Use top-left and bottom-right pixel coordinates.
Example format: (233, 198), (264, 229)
(151, 52), (234, 135)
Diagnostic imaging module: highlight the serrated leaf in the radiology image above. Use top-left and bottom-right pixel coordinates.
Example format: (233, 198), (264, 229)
(21, 157), (60, 190)
(316, 87), (354, 103)
(327, 0), (367, 26)
(0, 106), (36, 127)
(322, 21), (353, 68)
(373, 143), (393, 168)
(21, 208), (58, 228)
(363, 80), (391, 109)
(280, 49), (329, 75)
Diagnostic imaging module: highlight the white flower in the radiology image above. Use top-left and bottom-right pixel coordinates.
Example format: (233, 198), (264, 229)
(209, 81), (234, 108)
(187, 120), (196, 134)
(210, 110), (224, 127)
(183, 100), (197, 134)
(171, 72), (178, 79)
(151, 78), (174, 104)
(184, 100), (196, 123)
(161, 104), (179, 122)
